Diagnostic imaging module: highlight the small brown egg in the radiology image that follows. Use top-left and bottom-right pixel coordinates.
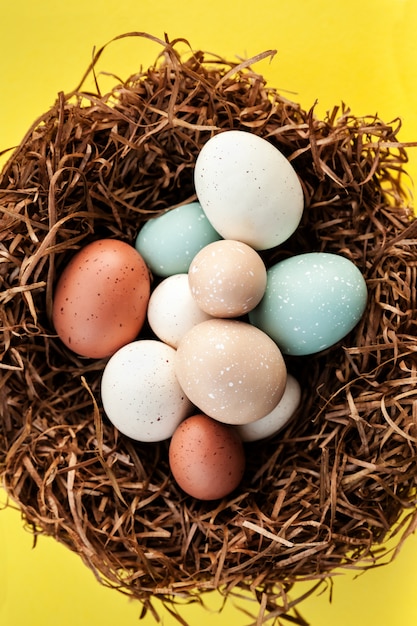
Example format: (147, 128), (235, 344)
(175, 319), (287, 425)
(169, 413), (246, 500)
(188, 239), (267, 317)
(52, 239), (150, 359)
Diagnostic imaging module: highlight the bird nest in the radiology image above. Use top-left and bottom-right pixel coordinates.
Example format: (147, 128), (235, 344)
(1, 33), (417, 624)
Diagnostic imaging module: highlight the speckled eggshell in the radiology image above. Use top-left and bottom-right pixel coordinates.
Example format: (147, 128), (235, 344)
(236, 374), (301, 442)
(135, 201), (222, 277)
(175, 319), (287, 425)
(101, 340), (193, 442)
(249, 252), (368, 356)
(188, 239), (267, 317)
(194, 130), (304, 250)
(169, 413), (246, 500)
(52, 239), (150, 359)
(147, 274), (213, 348)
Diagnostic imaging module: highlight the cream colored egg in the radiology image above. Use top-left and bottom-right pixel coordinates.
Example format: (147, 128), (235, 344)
(188, 239), (267, 317)
(175, 319), (287, 425)
(147, 274), (213, 348)
(194, 130), (304, 250)
(236, 374), (301, 442)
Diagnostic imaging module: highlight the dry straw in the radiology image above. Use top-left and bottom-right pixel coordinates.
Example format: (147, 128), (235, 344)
(1, 32), (417, 624)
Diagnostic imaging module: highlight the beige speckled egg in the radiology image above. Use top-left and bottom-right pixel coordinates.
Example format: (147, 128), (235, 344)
(169, 413), (246, 500)
(188, 239), (267, 317)
(175, 319), (287, 425)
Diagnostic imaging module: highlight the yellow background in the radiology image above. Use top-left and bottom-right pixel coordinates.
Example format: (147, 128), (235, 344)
(1, 1), (417, 624)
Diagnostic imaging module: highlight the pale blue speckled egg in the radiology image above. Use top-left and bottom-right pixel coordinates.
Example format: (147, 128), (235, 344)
(249, 252), (368, 356)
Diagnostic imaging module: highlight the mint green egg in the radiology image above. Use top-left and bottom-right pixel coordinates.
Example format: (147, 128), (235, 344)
(249, 252), (368, 356)
(135, 202), (221, 277)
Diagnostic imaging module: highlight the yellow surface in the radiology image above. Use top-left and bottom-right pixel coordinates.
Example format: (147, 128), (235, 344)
(1, 1), (417, 625)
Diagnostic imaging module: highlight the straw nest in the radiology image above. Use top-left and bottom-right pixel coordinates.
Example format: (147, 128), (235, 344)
(1, 33), (417, 624)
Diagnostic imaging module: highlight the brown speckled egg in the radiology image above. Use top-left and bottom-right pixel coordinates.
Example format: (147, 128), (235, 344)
(52, 239), (151, 359)
(169, 413), (246, 500)
(175, 319), (287, 425)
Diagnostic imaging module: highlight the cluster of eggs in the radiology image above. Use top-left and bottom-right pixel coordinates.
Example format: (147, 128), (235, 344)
(52, 130), (368, 501)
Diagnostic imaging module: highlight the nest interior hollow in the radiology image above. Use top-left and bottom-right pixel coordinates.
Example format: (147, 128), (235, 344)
(1, 33), (417, 620)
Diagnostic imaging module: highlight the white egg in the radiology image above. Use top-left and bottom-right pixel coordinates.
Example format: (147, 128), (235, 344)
(101, 340), (193, 442)
(147, 274), (212, 348)
(194, 130), (304, 250)
(236, 374), (301, 441)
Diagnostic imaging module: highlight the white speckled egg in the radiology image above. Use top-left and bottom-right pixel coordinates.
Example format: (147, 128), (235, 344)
(188, 239), (267, 317)
(101, 340), (193, 442)
(175, 319), (287, 425)
(236, 374), (301, 442)
(147, 274), (213, 348)
(194, 130), (304, 250)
